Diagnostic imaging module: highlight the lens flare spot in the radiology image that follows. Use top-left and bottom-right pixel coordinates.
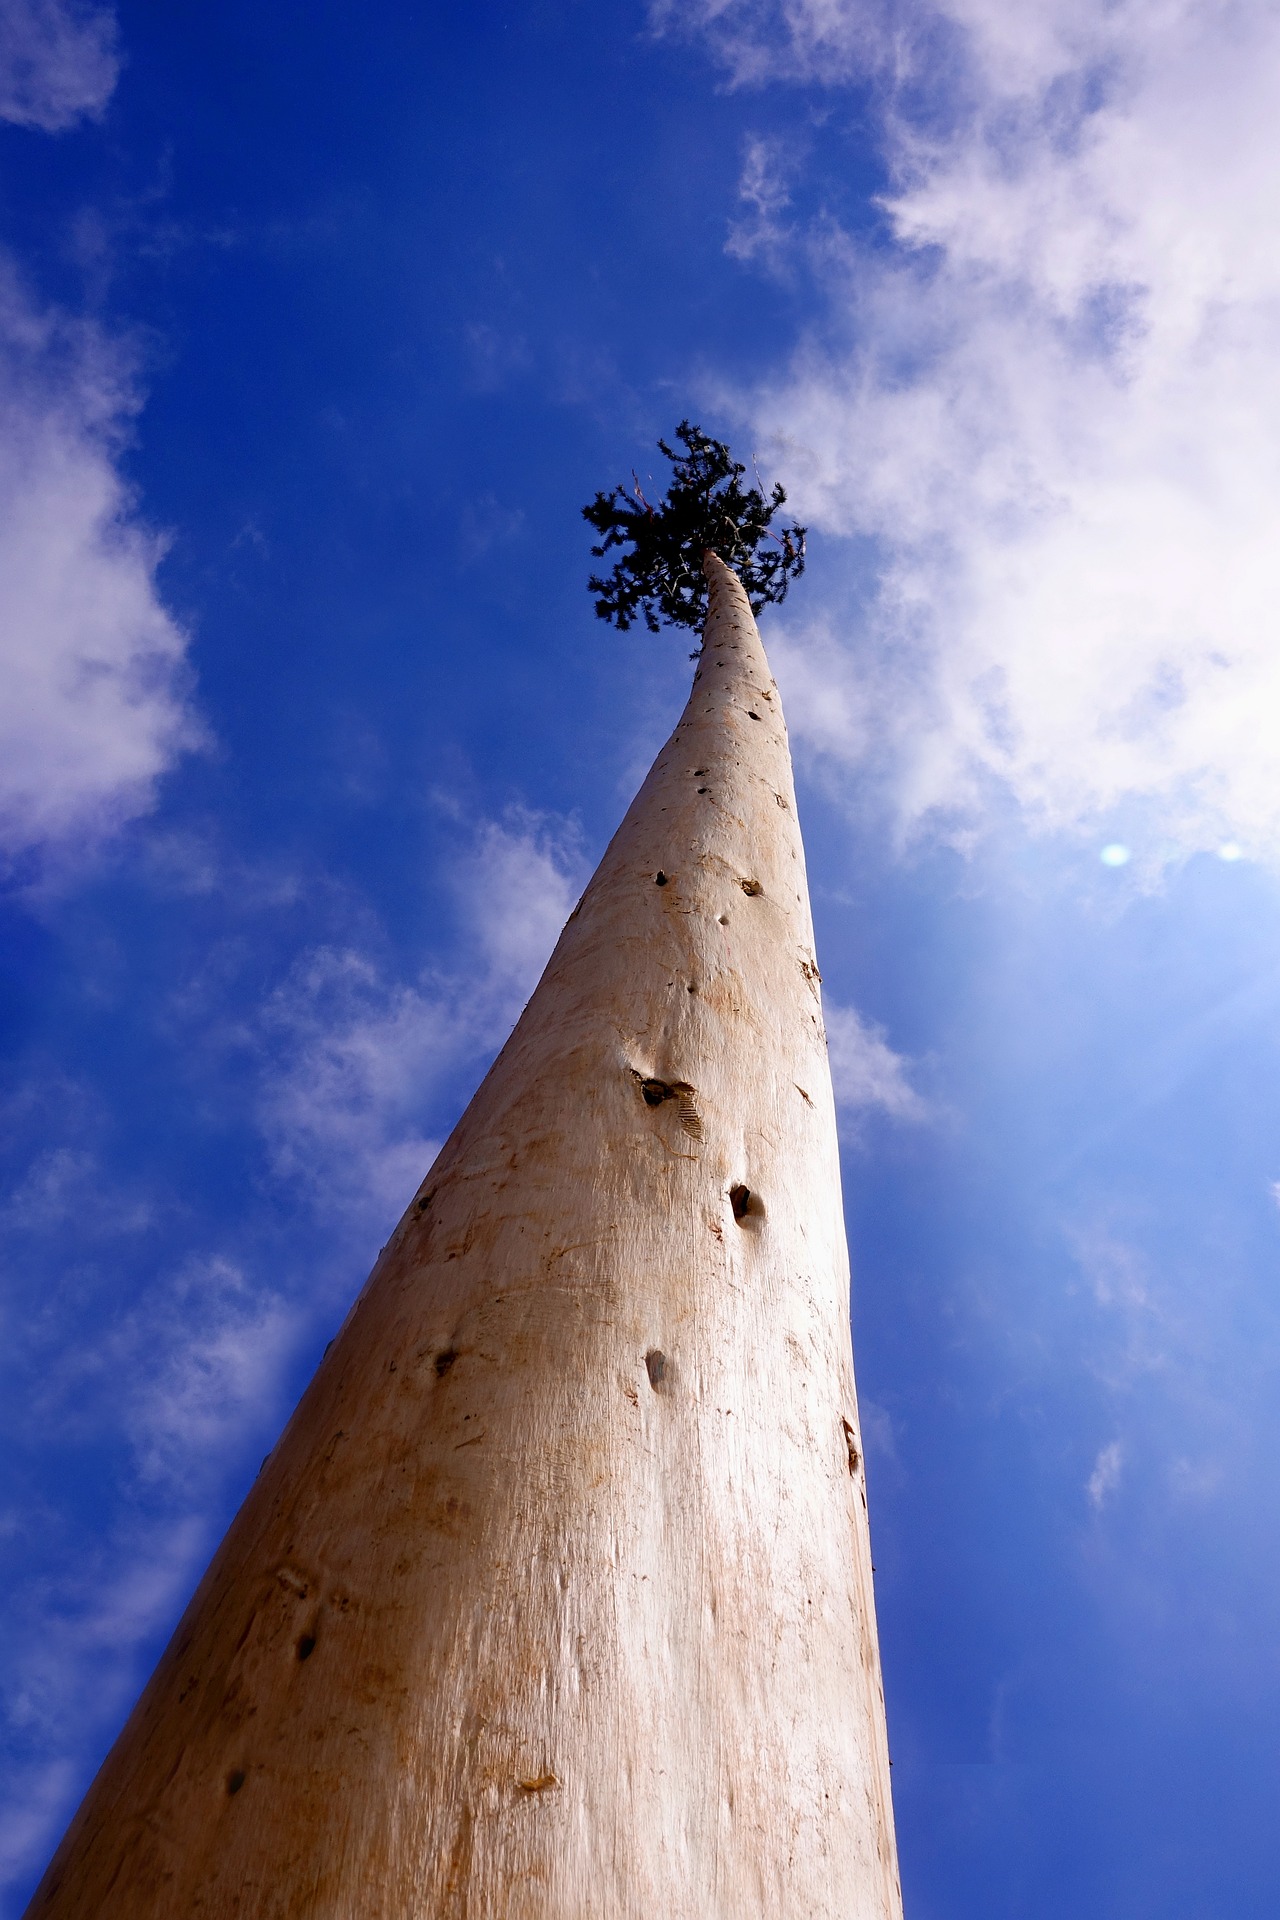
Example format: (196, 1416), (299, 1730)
(1100, 843), (1131, 867)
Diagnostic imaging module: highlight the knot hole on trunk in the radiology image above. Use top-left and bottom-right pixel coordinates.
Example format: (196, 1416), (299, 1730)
(645, 1349), (667, 1390)
(730, 1184), (763, 1224)
(635, 1074), (704, 1139)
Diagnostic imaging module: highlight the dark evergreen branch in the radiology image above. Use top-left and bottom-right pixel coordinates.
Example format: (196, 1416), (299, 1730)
(583, 420), (807, 633)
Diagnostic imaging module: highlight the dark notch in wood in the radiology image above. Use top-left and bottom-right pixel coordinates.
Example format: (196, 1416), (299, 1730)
(655, 871), (669, 886)
(730, 1184), (762, 1223)
(636, 1074), (703, 1140)
(740, 878), (763, 896)
(842, 1417), (860, 1476)
(645, 1349), (666, 1389)
(435, 1348), (459, 1379)
(226, 1768), (247, 1796)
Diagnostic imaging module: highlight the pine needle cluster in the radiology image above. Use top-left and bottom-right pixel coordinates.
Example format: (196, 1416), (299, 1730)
(583, 421), (806, 632)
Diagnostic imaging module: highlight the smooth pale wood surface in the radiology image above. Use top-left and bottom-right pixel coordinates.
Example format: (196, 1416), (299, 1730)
(27, 556), (903, 1920)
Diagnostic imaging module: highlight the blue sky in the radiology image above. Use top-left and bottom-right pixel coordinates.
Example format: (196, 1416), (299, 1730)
(4, 0), (1280, 1912)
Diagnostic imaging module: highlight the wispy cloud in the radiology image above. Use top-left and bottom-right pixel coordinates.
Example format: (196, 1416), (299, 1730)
(0, 0), (119, 132)
(0, 1), (198, 887)
(725, 133), (797, 267)
(650, 0), (893, 89)
(0, 258), (201, 882)
(824, 997), (928, 1122)
(258, 946), (453, 1225)
(1087, 1438), (1124, 1509)
(0, 1213), (301, 1900)
(257, 809), (586, 1231)
(692, 0), (1280, 863)
(123, 1257), (298, 1486)
(0, 1509), (208, 1896)
(1063, 1212), (1254, 1531)
(461, 808), (584, 993)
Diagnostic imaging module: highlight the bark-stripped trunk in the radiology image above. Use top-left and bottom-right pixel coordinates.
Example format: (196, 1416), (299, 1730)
(27, 555), (902, 1919)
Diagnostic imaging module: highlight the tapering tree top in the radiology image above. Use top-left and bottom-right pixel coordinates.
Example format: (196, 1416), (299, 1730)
(583, 420), (806, 632)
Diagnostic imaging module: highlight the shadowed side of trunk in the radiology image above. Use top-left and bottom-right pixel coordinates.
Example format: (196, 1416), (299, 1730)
(26, 555), (902, 1920)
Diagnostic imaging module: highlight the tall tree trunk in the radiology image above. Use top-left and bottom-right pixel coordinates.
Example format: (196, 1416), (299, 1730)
(27, 555), (902, 1919)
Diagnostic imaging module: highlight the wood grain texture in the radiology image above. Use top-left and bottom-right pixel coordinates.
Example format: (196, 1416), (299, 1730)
(26, 555), (903, 1919)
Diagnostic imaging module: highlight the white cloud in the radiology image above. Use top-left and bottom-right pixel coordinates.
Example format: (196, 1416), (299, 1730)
(1075, 1226), (1152, 1317)
(1087, 1438), (1124, 1508)
(824, 997), (927, 1121)
(257, 812), (586, 1230)
(0, 260), (199, 878)
(0, 1512), (207, 1894)
(725, 133), (796, 266)
(0, 1145), (97, 1231)
(461, 808), (583, 994)
(258, 945), (452, 1224)
(0, 1236), (298, 1896)
(124, 1257), (298, 1485)
(650, 0), (890, 88)
(1068, 1223), (1174, 1402)
(698, 0), (1280, 861)
(0, 0), (119, 132)
(769, 615), (876, 769)
(0, 1754), (76, 1899)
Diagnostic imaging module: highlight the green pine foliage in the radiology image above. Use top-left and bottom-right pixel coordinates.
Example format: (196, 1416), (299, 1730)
(583, 421), (807, 632)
